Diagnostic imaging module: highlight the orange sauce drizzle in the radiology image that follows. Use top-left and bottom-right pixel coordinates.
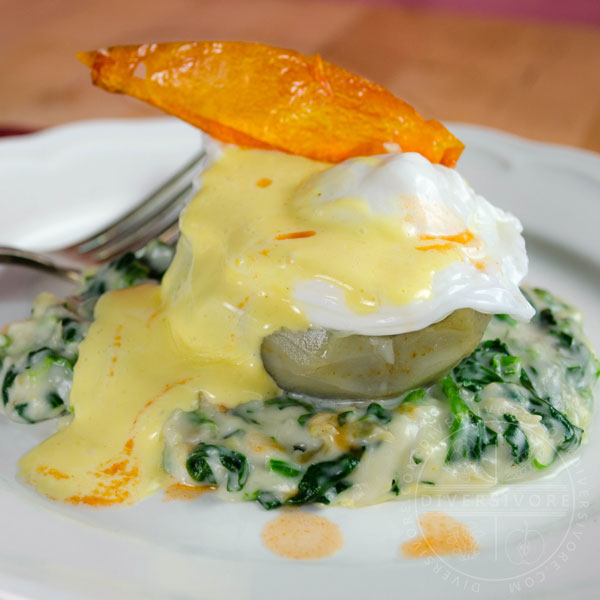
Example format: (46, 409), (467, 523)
(108, 325), (123, 377)
(416, 230), (474, 252)
(401, 511), (479, 558)
(36, 466), (70, 480)
(246, 433), (285, 454)
(420, 231), (474, 244)
(415, 243), (454, 252)
(256, 177), (273, 188)
(275, 230), (316, 240)
(164, 483), (216, 502)
(65, 437), (138, 507)
(262, 511), (343, 560)
(63, 377), (195, 507)
(307, 414), (350, 452)
(145, 307), (164, 328)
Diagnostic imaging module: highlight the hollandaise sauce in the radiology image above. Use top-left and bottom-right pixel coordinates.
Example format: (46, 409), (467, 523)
(7, 148), (597, 508)
(15, 147), (467, 503)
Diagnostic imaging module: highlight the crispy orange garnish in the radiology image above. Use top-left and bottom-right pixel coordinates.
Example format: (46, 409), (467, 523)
(77, 42), (463, 166)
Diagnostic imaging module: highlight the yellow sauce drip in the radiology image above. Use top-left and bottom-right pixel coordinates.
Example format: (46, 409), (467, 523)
(19, 146), (466, 505)
(19, 285), (240, 504)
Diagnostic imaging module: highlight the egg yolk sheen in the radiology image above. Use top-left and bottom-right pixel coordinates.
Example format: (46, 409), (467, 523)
(19, 147), (471, 505)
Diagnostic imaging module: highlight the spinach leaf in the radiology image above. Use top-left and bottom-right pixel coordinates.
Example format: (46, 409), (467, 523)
(79, 240), (174, 302)
(13, 403), (34, 424)
(362, 402), (392, 424)
(442, 376), (497, 462)
(186, 443), (249, 492)
(502, 414), (529, 463)
(0, 334), (11, 349)
(337, 410), (355, 426)
(60, 317), (84, 344)
(230, 402), (260, 425)
(265, 396), (314, 412)
(297, 413), (314, 426)
(528, 396), (582, 452)
(495, 314), (518, 326)
(269, 459), (302, 478)
(80, 253), (149, 299)
(453, 339), (515, 392)
(533, 290), (587, 357)
(256, 491), (282, 510)
(518, 370), (583, 452)
(452, 330), (584, 456)
(285, 453), (361, 505)
(25, 347), (73, 372)
(46, 392), (65, 409)
(186, 447), (217, 486)
(1, 367), (17, 406)
(402, 388), (426, 404)
(264, 396), (317, 426)
(244, 489), (284, 510)
(185, 411), (215, 426)
(538, 307), (557, 326)
(222, 428), (245, 440)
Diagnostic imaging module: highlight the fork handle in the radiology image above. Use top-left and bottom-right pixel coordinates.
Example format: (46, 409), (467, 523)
(0, 247), (81, 282)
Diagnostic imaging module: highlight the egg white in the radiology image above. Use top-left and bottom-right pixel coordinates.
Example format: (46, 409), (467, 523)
(290, 152), (534, 335)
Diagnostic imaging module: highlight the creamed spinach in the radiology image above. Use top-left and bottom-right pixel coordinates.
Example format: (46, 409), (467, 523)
(0, 240), (174, 423)
(163, 287), (598, 508)
(1, 242), (597, 508)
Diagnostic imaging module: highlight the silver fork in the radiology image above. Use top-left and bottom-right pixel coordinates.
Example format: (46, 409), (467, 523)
(0, 149), (206, 282)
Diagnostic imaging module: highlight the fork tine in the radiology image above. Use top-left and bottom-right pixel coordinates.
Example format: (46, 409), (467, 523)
(72, 149), (206, 254)
(157, 221), (180, 246)
(0, 247), (80, 282)
(88, 183), (195, 263)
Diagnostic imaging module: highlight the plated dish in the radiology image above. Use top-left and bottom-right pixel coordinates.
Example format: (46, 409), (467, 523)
(1, 118), (600, 600)
(0, 42), (598, 516)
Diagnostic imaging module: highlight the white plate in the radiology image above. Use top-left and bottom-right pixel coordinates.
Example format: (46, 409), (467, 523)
(0, 119), (599, 600)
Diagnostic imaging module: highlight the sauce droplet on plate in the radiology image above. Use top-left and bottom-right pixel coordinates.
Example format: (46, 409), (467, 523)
(262, 511), (343, 560)
(163, 483), (215, 502)
(401, 511), (479, 558)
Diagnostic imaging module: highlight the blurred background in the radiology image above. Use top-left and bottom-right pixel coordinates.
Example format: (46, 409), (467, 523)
(1, 0), (599, 151)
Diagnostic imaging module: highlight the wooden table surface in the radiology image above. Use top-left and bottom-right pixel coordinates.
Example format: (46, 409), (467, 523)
(1, 0), (600, 153)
